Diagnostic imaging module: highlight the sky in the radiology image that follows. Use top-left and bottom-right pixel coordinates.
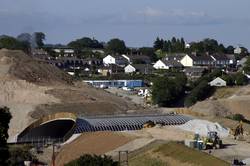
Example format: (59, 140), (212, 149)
(0, 0), (250, 48)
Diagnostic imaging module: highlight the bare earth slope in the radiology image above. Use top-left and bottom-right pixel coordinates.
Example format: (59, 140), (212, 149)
(192, 86), (250, 119)
(0, 49), (140, 140)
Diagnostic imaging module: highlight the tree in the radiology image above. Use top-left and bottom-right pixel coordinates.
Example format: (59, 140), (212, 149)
(226, 45), (234, 54)
(0, 107), (12, 165)
(68, 37), (103, 50)
(0, 36), (30, 52)
(139, 47), (158, 61)
(153, 37), (164, 50)
(184, 80), (213, 107)
(106, 38), (127, 54)
(33, 32), (45, 48)
(235, 73), (248, 85)
(65, 154), (118, 166)
(152, 75), (186, 107)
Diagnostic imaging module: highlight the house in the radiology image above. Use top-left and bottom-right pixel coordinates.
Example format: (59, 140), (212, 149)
(122, 54), (151, 64)
(153, 59), (183, 70)
(97, 64), (123, 76)
(234, 46), (242, 54)
(180, 54), (214, 67)
(124, 64), (153, 74)
(210, 54), (230, 67)
(226, 54), (236, 66)
(84, 57), (102, 66)
(209, 77), (227, 87)
(184, 67), (206, 78)
(103, 55), (128, 67)
(53, 48), (75, 57)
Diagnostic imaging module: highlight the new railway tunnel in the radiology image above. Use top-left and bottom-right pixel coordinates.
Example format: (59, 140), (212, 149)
(17, 113), (191, 143)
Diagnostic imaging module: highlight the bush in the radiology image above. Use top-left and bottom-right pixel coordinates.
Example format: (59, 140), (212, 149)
(221, 74), (235, 86)
(152, 74), (186, 107)
(234, 73), (248, 85)
(65, 154), (118, 166)
(184, 80), (214, 107)
(227, 114), (250, 124)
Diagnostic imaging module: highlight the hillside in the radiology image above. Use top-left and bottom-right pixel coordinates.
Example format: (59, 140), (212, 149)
(0, 49), (141, 140)
(191, 86), (250, 119)
(0, 48), (73, 85)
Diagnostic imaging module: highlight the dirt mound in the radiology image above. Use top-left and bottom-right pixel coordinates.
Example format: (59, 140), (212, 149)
(55, 132), (133, 166)
(0, 79), (60, 140)
(191, 100), (228, 117)
(191, 86), (250, 119)
(30, 85), (140, 119)
(0, 49), (73, 85)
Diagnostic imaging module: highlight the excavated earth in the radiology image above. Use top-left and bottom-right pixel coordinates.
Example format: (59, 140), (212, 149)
(0, 49), (141, 140)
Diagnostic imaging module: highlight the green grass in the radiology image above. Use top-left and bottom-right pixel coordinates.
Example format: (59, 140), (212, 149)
(154, 142), (229, 166)
(129, 153), (165, 166)
(212, 87), (239, 99)
(129, 142), (229, 166)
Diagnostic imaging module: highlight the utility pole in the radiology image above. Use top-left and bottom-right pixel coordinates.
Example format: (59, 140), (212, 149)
(118, 150), (128, 166)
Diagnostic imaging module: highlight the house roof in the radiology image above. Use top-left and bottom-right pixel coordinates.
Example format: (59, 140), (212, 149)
(162, 59), (183, 67)
(125, 54), (150, 60)
(165, 53), (186, 61)
(209, 77), (226, 84)
(211, 54), (229, 61)
(187, 54), (214, 61)
(130, 64), (153, 72)
(225, 54), (236, 61)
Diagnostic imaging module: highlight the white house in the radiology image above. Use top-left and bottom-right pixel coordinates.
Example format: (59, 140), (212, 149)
(103, 55), (127, 66)
(124, 64), (136, 73)
(153, 60), (169, 69)
(209, 77), (227, 87)
(180, 54), (195, 67)
(125, 64), (153, 74)
(53, 48), (75, 57)
(234, 46), (242, 54)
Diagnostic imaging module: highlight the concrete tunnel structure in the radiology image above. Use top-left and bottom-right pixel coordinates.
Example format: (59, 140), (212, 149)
(17, 113), (192, 143)
(17, 113), (77, 143)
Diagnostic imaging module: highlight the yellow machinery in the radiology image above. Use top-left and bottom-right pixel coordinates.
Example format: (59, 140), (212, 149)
(203, 131), (223, 149)
(143, 120), (155, 128)
(231, 121), (244, 140)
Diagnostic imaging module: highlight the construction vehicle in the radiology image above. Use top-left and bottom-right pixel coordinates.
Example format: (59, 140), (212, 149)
(203, 131), (223, 149)
(143, 120), (155, 128)
(231, 158), (246, 166)
(231, 121), (244, 140)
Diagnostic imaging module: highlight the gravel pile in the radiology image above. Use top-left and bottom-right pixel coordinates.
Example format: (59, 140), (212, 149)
(178, 119), (229, 138)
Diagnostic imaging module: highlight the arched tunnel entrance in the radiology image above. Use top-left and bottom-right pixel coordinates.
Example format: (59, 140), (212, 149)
(17, 113), (76, 143)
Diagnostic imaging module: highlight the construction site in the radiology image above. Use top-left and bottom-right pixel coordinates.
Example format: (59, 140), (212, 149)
(1, 49), (250, 166)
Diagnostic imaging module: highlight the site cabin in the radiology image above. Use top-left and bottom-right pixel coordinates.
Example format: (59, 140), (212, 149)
(209, 77), (227, 87)
(84, 80), (144, 88)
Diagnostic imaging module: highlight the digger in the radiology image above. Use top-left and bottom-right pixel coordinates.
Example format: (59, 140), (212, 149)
(203, 131), (223, 149)
(232, 121), (244, 140)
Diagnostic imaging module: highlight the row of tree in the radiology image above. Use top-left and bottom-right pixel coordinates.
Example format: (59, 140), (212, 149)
(153, 37), (248, 55)
(154, 37), (185, 53)
(0, 32), (46, 52)
(152, 69), (248, 107)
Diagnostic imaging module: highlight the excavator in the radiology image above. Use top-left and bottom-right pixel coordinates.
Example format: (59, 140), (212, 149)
(231, 121), (244, 140)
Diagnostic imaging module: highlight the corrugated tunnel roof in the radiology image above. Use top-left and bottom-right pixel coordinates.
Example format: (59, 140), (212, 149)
(74, 114), (192, 133)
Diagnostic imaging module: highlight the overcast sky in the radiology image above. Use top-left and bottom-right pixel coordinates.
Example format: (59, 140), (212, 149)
(1, 0), (250, 48)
